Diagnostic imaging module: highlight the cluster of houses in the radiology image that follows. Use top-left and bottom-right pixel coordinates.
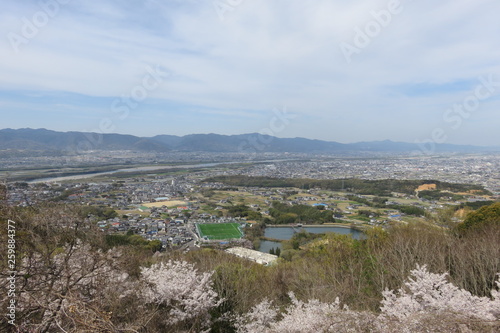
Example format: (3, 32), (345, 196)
(8, 176), (195, 208)
(97, 214), (194, 248)
(224, 157), (500, 194)
(6, 155), (500, 255)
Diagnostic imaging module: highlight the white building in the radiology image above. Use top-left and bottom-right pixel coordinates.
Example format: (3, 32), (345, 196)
(225, 247), (278, 266)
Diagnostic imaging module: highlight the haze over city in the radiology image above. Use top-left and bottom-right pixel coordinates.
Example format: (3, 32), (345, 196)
(1, 0), (500, 145)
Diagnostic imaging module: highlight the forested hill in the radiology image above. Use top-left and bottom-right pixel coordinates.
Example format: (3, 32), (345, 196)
(204, 176), (491, 196)
(1, 128), (498, 154)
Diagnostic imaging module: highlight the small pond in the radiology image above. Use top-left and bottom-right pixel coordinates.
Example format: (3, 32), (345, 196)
(259, 226), (363, 253)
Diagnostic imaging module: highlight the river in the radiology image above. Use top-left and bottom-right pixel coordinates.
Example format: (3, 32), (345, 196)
(28, 163), (225, 183)
(27, 159), (297, 183)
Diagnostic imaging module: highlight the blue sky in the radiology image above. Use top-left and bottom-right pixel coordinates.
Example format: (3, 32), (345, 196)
(1, 0), (500, 145)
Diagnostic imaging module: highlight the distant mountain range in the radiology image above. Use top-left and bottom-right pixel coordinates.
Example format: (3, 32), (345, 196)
(0, 128), (498, 155)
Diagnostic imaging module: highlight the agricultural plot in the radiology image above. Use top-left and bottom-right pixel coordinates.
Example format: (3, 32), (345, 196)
(197, 223), (243, 240)
(142, 200), (187, 208)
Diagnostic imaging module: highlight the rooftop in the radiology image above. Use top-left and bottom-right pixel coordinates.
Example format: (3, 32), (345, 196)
(225, 247), (278, 266)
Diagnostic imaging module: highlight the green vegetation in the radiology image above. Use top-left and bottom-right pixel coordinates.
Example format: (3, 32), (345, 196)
(346, 194), (372, 206)
(347, 195), (426, 217)
(282, 230), (324, 251)
(269, 247), (281, 256)
(456, 202), (500, 234)
(389, 205), (426, 216)
(51, 188), (80, 201)
(227, 204), (262, 220)
(269, 201), (335, 224)
(105, 233), (162, 252)
(243, 221), (267, 249)
(419, 190), (464, 201)
(205, 175), (490, 196)
(458, 200), (496, 210)
(77, 205), (118, 220)
(197, 222), (244, 240)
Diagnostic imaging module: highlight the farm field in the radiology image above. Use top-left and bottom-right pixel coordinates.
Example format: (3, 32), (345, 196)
(197, 222), (243, 240)
(142, 200), (187, 208)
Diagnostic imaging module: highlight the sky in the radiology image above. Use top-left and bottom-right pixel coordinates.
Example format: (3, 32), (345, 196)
(1, 0), (500, 146)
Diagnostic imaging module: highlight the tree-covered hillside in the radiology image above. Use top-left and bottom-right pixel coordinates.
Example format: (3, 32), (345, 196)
(205, 175), (490, 196)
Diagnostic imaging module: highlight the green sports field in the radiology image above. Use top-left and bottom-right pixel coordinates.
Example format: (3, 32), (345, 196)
(197, 223), (243, 240)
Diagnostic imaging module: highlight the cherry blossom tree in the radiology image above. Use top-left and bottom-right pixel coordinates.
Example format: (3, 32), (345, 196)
(235, 292), (375, 333)
(140, 260), (222, 330)
(235, 265), (499, 333)
(10, 241), (134, 332)
(234, 299), (277, 332)
(378, 264), (500, 332)
(380, 264), (499, 320)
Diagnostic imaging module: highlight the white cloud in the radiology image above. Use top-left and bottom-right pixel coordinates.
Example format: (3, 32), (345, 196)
(0, 0), (499, 145)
